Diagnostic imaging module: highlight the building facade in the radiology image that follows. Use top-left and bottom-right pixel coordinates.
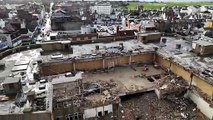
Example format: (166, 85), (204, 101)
(91, 3), (112, 15)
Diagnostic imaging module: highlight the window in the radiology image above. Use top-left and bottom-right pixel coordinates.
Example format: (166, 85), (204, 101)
(56, 116), (63, 120)
(63, 102), (68, 108)
(74, 113), (80, 120)
(69, 114), (73, 120)
(65, 44), (69, 49)
(74, 115), (78, 120)
(56, 117), (61, 120)
(104, 110), (108, 115)
(65, 114), (73, 120)
(98, 111), (102, 117)
(65, 115), (69, 120)
(58, 103), (62, 108)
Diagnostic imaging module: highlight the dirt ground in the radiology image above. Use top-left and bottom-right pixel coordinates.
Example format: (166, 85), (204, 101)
(118, 91), (207, 120)
(84, 65), (164, 94)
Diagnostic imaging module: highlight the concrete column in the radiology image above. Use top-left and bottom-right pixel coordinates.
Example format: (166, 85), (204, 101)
(153, 53), (156, 62)
(103, 59), (105, 69)
(129, 55), (132, 65)
(73, 63), (76, 72)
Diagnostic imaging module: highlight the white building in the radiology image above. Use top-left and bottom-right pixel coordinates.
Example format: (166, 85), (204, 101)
(179, 6), (199, 15)
(200, 6), (213, 13)
(187, 6), (199, 14)
(83, 104), (113, 119)
(91, 2), (112, 15)
(200, 6), (208, 12)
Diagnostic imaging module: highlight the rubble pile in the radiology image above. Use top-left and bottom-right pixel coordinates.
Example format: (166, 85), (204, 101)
(155, 75), (189, 97)
(120, 92), (205, 120)
(83, 80), (119, 106)
(83, 80), (117, 94)
(191, 86), (213, 104)
(53, 83), (78, 101)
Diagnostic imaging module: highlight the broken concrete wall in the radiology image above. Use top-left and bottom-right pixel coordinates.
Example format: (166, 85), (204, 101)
(170, 63), (191, 82)
(138, 33), (161, 43)
(131, 53), (154, 64)
(193, 44), (213, 56)
(186, 90), (213, 119)
(156, 55), (213, 97)
(83, 104), (113, 119)
(41, 63), (74, 76)
(155, 76), (188, 99)
(75, 59), (103, 71)
(41, 43), (64, 52)
(40, 53), (154, 76)
(155, 55), (170, 68)
(192, 75), (213, 98)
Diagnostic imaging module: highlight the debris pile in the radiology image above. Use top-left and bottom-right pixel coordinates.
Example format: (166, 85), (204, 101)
(120, 92), (205, 120)
(191, 86), (213, 104)
(83, 80), (119, 106)
(84, 79), (117, 95)
(155, 75), (189, 98)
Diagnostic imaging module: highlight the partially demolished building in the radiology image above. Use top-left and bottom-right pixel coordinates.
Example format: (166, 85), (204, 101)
(36, 34), (213, 119)
(0, 30), (212, 120)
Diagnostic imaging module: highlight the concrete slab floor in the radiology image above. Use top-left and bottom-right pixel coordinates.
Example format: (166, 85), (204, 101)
(84, 65), (164, 94)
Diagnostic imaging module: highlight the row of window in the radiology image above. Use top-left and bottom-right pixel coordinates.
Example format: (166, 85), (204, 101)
(56, 113), (82, 120)
(98, 110), (109, 117)
(56, 110), (109, 120)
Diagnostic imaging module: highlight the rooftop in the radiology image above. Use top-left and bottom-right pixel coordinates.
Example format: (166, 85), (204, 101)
(41, 40), (156, 63)
(51, 72), (83, 85)
(3, 77), (20, 84)
(157, 37), (213, 85)
(0, 48), (52, 114)
(193, 39), (213, 46)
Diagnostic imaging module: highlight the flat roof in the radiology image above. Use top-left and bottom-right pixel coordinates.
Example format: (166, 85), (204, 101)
(157, 37), (213, 85)
(41, 40), (156, 63)
(138, 32), (161, 36)
(50, 32), (58, 36)
(3, 77), (20, 84)
(52, 72), (83, 85)
(0, 49), (41, 81)
(41, 40), (71, 45)
(14, 59), (30, 66)
(12, 65), (28, 72)
(193, 40), (213, 46)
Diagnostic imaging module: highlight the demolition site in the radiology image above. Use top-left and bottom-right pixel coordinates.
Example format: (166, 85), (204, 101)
(0, 1), (212, 120)
(0, 36), (212, 120)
